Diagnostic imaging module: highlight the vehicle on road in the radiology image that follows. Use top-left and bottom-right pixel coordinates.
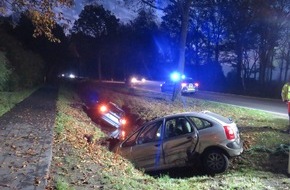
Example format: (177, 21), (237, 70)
(125, 75), (147, 87)
(114, 111), (243, 174)
(160, 77), (199, 94)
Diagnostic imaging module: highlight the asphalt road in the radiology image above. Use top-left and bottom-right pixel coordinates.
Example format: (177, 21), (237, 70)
(129, 80), (288, 119)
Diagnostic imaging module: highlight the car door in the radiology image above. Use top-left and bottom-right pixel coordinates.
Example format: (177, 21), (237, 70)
(163, 116), (198, 167)
(129, 120), (164, 171)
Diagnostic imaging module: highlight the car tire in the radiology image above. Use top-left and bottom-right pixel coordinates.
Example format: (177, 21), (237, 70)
(202, 149), (229, 174)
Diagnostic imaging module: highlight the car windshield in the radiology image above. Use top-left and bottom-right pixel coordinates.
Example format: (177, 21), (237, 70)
(182, 78), (194, 83)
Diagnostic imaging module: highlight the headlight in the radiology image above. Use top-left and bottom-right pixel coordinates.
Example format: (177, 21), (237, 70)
(69, 74), (76, 79)
(141, 78), (146, 82)
(131, 77), (138, 83)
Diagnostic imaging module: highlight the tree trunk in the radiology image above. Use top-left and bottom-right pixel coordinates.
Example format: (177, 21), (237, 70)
(172, 0), (193, 101)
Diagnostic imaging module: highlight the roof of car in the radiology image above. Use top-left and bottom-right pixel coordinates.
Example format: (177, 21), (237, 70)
(147, 111), (232, 124)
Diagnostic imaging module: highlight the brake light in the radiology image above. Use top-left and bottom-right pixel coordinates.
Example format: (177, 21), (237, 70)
(194, 83), (199, 87)
(223, 126), (235, 140)
(181, 83), (187, 87)
(120, 130), (126, 140)
(100, 105), (107, 113)
(120, 118), (127, 125)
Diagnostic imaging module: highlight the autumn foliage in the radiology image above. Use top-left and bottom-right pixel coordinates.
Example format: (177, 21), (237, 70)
(1, 0), (73, 42)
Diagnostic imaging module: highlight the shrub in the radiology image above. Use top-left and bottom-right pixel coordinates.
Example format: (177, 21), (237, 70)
(0, 28), (45, 90)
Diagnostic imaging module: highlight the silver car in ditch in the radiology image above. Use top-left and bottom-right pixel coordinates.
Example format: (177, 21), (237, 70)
(114, 111), (243, 174)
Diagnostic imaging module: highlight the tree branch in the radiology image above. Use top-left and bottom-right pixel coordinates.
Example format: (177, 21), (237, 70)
(141, 0), (165, 11)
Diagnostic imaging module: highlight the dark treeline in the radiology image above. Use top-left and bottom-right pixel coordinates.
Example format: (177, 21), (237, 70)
(1, 1), (290, 98)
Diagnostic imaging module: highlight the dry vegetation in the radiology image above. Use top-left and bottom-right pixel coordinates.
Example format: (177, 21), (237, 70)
(47, 81), (290, 190)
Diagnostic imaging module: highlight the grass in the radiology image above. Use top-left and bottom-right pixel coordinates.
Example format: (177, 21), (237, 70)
(47, 81), (290, 190)
(56, 178), (73, 190)
(0, 88), (36, 116)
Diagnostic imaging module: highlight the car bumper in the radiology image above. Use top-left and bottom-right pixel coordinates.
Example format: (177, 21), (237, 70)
(182, 88), (198, 93)
(225, 140), (243, 157)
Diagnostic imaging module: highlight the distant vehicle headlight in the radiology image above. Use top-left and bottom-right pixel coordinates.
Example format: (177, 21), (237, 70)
(131, 77), (138, 83)
(69, 74), (76, 79)
(141, 78), (146, 82)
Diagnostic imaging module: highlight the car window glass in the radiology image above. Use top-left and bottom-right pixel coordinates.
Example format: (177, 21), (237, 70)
(122, 130), (139, 147)
(137, 121), (163, 144)
(183, 78), (193, 83)
(188, 116), (212, 130)
(165, 117), (192, 138)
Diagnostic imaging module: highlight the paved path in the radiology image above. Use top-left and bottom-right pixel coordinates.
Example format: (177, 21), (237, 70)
(0, 85), (58, 190)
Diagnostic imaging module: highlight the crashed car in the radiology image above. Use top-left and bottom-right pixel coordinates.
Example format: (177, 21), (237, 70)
(113, 111), (243, 174)
(85, 101), (127, 139)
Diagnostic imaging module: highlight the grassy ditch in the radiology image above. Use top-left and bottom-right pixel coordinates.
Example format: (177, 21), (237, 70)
(0, 88), (36, 116)
(48, 82), (290, 190)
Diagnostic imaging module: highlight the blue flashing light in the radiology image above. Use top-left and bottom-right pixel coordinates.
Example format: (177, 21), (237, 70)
(170, 72), (180, 82)
(170, 72), (185, 82)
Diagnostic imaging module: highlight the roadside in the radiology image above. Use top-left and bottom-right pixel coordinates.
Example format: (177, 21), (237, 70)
(47, 81), (290, 189)
(0, 85), (58, 189)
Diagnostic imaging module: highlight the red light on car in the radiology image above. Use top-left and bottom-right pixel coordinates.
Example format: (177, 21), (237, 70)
(100, 105), (108, 113)
(194, 83), (199, 87)
(223, 126), (235, 140)
(120, 118), (127, 125)
(181, 83), (187, 87)
(120, 130), (126, 140)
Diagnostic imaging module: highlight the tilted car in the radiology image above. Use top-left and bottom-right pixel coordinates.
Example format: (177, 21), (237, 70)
(160, 77), (199, 94)
(85, 101), (127, 139)
(113, 111), (243, 174)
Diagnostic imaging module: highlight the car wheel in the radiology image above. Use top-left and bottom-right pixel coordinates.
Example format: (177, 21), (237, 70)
(202, 149), (229, 174)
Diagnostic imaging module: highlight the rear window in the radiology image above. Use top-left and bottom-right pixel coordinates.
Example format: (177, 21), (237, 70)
(204, 111), (233, 124)
(182, 78), (194, 83)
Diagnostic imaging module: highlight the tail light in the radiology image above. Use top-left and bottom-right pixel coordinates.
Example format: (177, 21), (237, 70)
(181, 83), (187, 87)
(120, 130), (126, 140)
(120, 118), (127, 125)
(99, 105), (108, 113)
(223, 126), (235, 140)
(194, 83), (199, 87)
